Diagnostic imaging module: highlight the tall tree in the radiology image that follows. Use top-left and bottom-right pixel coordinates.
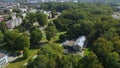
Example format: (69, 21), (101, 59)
(4, 30), (19, 49)
(46, 23), (57, 42)
(25, 12), (36, 27)
(0, 22), (7, 33)
(113, 36), (120, 55)
(15, 34), (30, 50)
(81, 52), (103, 68)
(23, 47), (29, 59)
(105, 52), (120, 68)
(0, 31), (4, 43)
(30, 28), (43, 44)
(36, 12), (47, 27)
(92, 37), (113, 61)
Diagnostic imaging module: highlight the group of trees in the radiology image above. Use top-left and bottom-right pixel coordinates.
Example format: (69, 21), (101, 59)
(27, 43), (103, 68)
(1, 2), (120, 67)
(23, 12), (47, 30)
(45, 2), (120, 68)
(4, 30), (30, 50)
(45, 23), (57, 42)
(0, 7), (57, 50)
(30, 27), (43, 44)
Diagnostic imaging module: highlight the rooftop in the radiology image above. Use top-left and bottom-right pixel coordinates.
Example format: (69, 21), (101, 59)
(0, 52), (6, 59)
(74, 36), (86, 48)
(62, 36), (86, 48)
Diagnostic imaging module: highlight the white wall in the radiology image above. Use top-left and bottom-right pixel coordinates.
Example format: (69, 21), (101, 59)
(0, 55), (8, 68)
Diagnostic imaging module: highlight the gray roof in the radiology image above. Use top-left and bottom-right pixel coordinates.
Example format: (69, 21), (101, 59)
(74, 36), (86, 48)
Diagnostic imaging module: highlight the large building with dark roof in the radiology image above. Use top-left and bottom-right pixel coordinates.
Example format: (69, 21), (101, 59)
(62, 36), (86, 52)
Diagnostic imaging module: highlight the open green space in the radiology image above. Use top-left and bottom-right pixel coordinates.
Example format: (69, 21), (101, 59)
(5, 49), (39, 68)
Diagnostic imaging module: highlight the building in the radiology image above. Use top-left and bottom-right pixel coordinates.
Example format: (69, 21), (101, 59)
(6, 16), (22, 29)
(0, 16), (5, 22)
(62, 36), (86, 52)
(0, 52), (8, 68)
(73, 36), (86, 51)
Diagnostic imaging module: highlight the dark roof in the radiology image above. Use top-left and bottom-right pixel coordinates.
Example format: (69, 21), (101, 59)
(0, 52), (6, 59)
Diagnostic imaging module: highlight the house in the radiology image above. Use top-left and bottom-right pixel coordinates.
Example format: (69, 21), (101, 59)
(0, 52), (8, 68)
(20, 8), (27, 13)
(0, 16), (5, 22)
(62, 36), (86, 52)
(6, 16), (22, 29)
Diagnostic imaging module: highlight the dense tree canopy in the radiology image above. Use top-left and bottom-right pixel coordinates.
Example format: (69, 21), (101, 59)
(46, 23), (57, 41)
(4, 30), (30, 50)
(105, 52), (120, 68)
(36, 12), (47, 27)
(30, 28), (43, 44)
(15, 34), (30, 50)
(0, 31), (4, 43)
(92, 37), (113, 60)
(0, 22), (7, 33)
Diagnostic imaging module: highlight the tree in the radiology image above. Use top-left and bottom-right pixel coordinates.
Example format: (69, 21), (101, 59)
(3, 9), (9, 13)
(51, 10), (57, 18)
(4, 30), (19, 49)
(105, 52), (120, 68)
(0, 22), (7, 33)
(29, 55), (49, 68)
(113, 36), (120, 55)
(25, 12), (36, 28)
(16, 14), (23, 18)
(38, 43), (63, 59)
(36, 12), (47, 27)
(46, 23), (57, 41)
(15, 34), (30, 50)
(27, 43), (63, 68)
(23, 47), (29, 59)
(66, 23), (81, 39)
(13, 8), (21, 13)
(0, 31), (4, 43)
(58, 55), (72, 68)
(92, 37), (113, 61)
(30, 28), (43, 44)
(81, 52), (103, 68)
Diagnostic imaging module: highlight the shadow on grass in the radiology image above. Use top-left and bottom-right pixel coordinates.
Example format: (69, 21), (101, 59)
(30, 42), (48, 49)
(11, 57), (25, 63)
(54, 39), (63, 43)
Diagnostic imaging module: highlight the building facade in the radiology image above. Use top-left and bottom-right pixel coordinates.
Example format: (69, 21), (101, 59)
(6, 16), (22, 29)
(0, 53), (8, 68)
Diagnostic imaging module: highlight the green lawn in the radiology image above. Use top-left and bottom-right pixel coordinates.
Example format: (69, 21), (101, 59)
(5, 49), (39, 68)
(49, 32), (66, 44)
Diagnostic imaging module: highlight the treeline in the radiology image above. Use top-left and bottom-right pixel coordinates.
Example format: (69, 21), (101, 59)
(28, 2), (120, 68)
(0, 10), (59, 60)
(27, 44), (103, 68)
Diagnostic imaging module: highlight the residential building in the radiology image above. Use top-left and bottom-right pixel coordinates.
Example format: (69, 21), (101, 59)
(20, 8), (27, 13)
(6, 16), (22, 29)
(0, 15), (5, 22)
(0, 52), (8, 68)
